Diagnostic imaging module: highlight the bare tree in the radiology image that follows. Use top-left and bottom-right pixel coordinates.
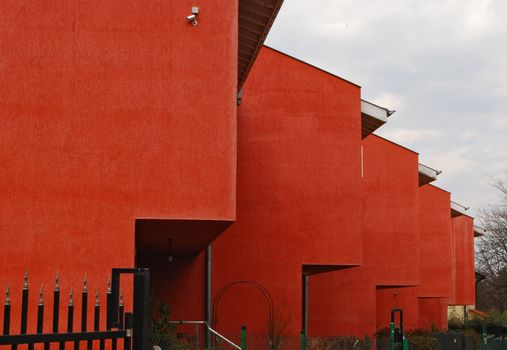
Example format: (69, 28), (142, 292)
(476, 174), (507, 311)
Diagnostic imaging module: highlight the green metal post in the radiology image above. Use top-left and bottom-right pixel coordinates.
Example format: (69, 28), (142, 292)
(481, 322), (487, 350)
(402, 337), (408, 350)
(301, 330), (307, 350)
(390, 322), (395, 350)
(241, 325), (247, 350)
(364, 334), (371, 350)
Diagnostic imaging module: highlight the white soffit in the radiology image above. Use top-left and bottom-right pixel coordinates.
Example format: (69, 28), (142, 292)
(418, 163), (442, 186)
(451, 201), (470, 217)
(474, 225), (486, 237)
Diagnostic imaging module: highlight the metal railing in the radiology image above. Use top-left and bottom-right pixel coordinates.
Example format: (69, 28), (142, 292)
(0, 268), (150, 350)
(168, 320), (243, 350)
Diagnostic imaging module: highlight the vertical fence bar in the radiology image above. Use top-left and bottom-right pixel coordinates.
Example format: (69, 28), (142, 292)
(403, 337), (409, 350)
(37, 286), (44, 333)
(133, 269), (149, 350)
(119, 290), (124, 330)
(17, 272), (29, 350)
(241, 325), (247, 350)
(53, 273), (60, 333)
(87, 290), (95, 350)
(3, 287), (10, 335)
(389, 322), (395, 350)
(95, 291), (105, 350)
(107, 278), (117, 350)
(70, 288), (78, 350)
(82, 274), (88, 350)
(54, 274), (63, 350)
(82, 274), (88, 331)
(21, 272), (29, 334)
(364, 334), (371, 350)
(124, 313), (133, 350)
(300, 330), (306, 350)
(106, 277), (112, 330)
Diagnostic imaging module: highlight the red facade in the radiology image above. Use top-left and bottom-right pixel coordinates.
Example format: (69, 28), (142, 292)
(0, 0), (477, 343)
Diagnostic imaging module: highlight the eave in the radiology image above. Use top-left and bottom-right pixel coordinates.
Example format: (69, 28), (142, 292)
(474, 225), (486, 238)
(238, 0), (284, 90)
(418, 163), (441, 186)
(361, 99), (394, 139)
(451, 201), (470, 218)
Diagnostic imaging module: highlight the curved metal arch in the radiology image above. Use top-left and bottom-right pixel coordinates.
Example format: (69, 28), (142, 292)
(212, 280), (275, 335)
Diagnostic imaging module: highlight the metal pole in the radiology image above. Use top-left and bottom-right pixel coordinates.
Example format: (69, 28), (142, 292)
(300, 330), (307, 350)
(241, 325), (247, 350)
(3, 287), (10, 335)
(364, 335), (371, 350)
(302, 274), (308, 338)
(205, 245), (212, 349)
(389, 322), (395, 350)
(133, 269), (150, 350)
(402, 337), (408, 350)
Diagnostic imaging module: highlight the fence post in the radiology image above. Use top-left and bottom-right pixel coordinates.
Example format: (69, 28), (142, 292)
(133, 269), (150, 350)
(241, 325), (247, 350)
(364, 334), (371, 350)
(389, 322), (395, 350)
(481, 322), (487, 350)
(301, 330), (307, 350)
(402, 337), (408, 350)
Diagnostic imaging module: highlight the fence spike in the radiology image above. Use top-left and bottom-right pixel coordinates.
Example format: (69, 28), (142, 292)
(39, 284), (44, 305)
(5, 286), (10, 305)
(69, 288), (74, 306)
(83, 273), (87, 292)
(23, 271), (29, 288)
(95, 290), (100, 306)
(55, 272), (60, 291)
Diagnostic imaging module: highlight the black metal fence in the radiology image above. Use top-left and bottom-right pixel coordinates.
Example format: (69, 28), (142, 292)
(0, 268), (149, 350)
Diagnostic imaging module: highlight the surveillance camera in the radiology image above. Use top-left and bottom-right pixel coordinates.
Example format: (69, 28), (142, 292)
(186, 14), (198, 25)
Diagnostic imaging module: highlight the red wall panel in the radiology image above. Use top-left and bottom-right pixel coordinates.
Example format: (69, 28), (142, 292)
(0, 0), (238, 330)
(418, 297), (448, 330)
(362, 136), (420, 286)
(418, 185), (453, 298)
(212, 46), (363, 337)
(450, 216), (475, 305)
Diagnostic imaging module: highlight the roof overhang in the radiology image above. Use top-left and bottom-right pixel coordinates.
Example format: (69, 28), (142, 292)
(361, 99), (394, 138)
(451, 201), (470, 217)
(238, 0), (284, 90)
(418, 163), (442, 186)
(474, 225), (486, 238)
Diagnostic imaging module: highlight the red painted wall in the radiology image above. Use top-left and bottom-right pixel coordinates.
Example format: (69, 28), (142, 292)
(450, 216), (475, 305)
(362, 135), (420, 286)
(211, 46), (363, 337)
(376, 287), (419, 331)
(418, 185), (452, 298)
(309, 136), (420, 337)
(310, 268), (376, 337)
(0, 0), (238, 332)
(418, 297), (448, 330)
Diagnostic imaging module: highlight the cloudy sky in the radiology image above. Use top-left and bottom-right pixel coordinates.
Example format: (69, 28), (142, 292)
(266, 0), (507, 217)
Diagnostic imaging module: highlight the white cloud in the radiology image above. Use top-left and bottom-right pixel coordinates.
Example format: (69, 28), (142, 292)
(371, 93), (404, 112)
(266, 0), (507, 215)
(378, 128), (441, 144)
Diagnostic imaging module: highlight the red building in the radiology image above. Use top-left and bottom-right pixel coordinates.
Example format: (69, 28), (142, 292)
(0, 0), (478, 346)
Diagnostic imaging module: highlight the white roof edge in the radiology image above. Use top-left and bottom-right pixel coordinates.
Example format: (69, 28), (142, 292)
(418, 163), (442, 180)
(451, 201), (470, 216)
(474, 225), (486, 236)
(361, 100), (393, 123)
